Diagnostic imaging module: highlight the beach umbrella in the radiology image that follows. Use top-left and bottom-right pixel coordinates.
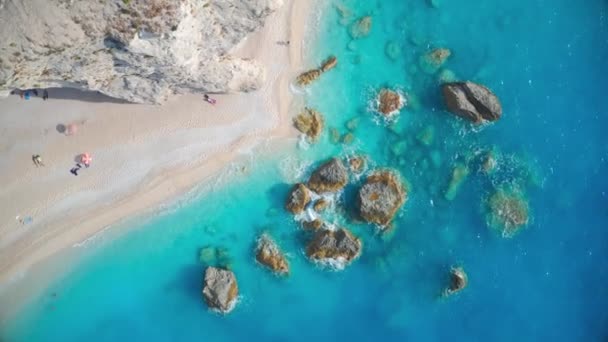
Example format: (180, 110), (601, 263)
(81, 153), (92, 165)
(66, 123), (78, 136)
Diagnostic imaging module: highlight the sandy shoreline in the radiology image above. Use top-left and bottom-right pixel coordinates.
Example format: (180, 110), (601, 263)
(0, 0), (318, 312)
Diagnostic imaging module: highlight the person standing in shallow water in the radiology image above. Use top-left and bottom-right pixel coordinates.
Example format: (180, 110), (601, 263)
(32, 155), (44, 167)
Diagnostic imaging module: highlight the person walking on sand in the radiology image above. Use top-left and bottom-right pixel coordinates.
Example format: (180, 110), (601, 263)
(32, 154), (44, 167)
(42, 89), (49, 101)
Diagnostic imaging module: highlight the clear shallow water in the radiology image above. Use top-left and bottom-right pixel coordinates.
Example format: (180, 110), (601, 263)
(3, 0), (608, 341)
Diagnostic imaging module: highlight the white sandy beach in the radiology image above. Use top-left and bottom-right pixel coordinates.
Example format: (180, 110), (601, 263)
(0, 0), (315, 292)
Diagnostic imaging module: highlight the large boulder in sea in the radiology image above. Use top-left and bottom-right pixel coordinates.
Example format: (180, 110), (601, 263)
(285, 183), (311, 214)
(442, 267), (468, 297)
(377, 89), (404, 116)
(358, 171), (407, 227)
(308, 158), (349, 193)
(202, 267), (238, 314)
(255, 234), (289, 275)
(442, 82), (502, 123)
(306, 228), (362, 269)
(293, 108), (324, 141)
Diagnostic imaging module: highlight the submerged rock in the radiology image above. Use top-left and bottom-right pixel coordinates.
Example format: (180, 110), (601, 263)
(345, 117), (361, 131)
(481, 150), (498, 174)
(293, 108), (324, 140)
(487, 189), (529, 237)
(285, 183), (311, 214)
(341, 132), (355, 145)
(255, 234), (289, 275)
(306, 228), (362, 268)
(358, 171), (407, 227)
(202, 267), (238, 314)
(442, 82), (502, 123)
(308, 158), (349, 193)
(378, 89), (404, 116)
(349, 16), (372, 39)
(329, 128), (341, 144)
(444, 163), (469, 201)
(443, 267), (468, 297)
(385, 41), (401, 60)
(420, 48), (451, 74)
(320, 56), (338, 72)
(416, 126), (435, 146)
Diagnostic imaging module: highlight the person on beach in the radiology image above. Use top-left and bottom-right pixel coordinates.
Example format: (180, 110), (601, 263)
(32, 154), (44, 167)
(43, 89), (49, 101)
(32, 89), (39, 97)
(203, 94), (217, 105)
(70, 165), (81, 176)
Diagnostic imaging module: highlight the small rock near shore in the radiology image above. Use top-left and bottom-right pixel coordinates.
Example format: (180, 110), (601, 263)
(285, 183), (311, 214)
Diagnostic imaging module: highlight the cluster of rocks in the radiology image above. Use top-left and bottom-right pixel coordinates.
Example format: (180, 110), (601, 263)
(296, 56), (338, 86)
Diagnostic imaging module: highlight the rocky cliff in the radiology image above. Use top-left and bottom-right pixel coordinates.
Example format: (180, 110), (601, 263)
(0, 0), (283, 103)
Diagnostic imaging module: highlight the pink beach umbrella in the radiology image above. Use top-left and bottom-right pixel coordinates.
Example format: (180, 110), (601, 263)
(66, 123), (78, 136)
(80, 153), (92, 166)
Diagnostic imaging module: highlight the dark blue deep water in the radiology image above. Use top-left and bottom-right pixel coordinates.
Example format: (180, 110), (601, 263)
(2, 0), (608, 341)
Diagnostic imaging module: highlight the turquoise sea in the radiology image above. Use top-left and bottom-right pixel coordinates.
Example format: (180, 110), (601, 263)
(2, 0), (608, 340)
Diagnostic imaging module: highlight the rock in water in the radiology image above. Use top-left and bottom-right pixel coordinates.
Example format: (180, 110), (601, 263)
(308, 158), (349, 193)
(296, 56), (338, 86)
(306, 228), (362, 268)
(443, 267), (468, 297)
(0, 0), (283, 104)
(293, 108), (324, 141)
(444, 163), (469, 201)
(255, 234), (289, 275)
(285, 183), (311, 214)
(202, 267), (238, 314)
(487, 189), (529, 237)
(296, 69), (322, 86)
(313, 199), (329, 212)
(419, 48), (452, 74)
(442, 82), (503, 123)
(302, 219), (324, 231)
(320, 56), (338, 72)
(349, 16), (372, 39)
(348, 155), (367, 174)
(378, 89), (404, 116)
(358, 171), (407, 227)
